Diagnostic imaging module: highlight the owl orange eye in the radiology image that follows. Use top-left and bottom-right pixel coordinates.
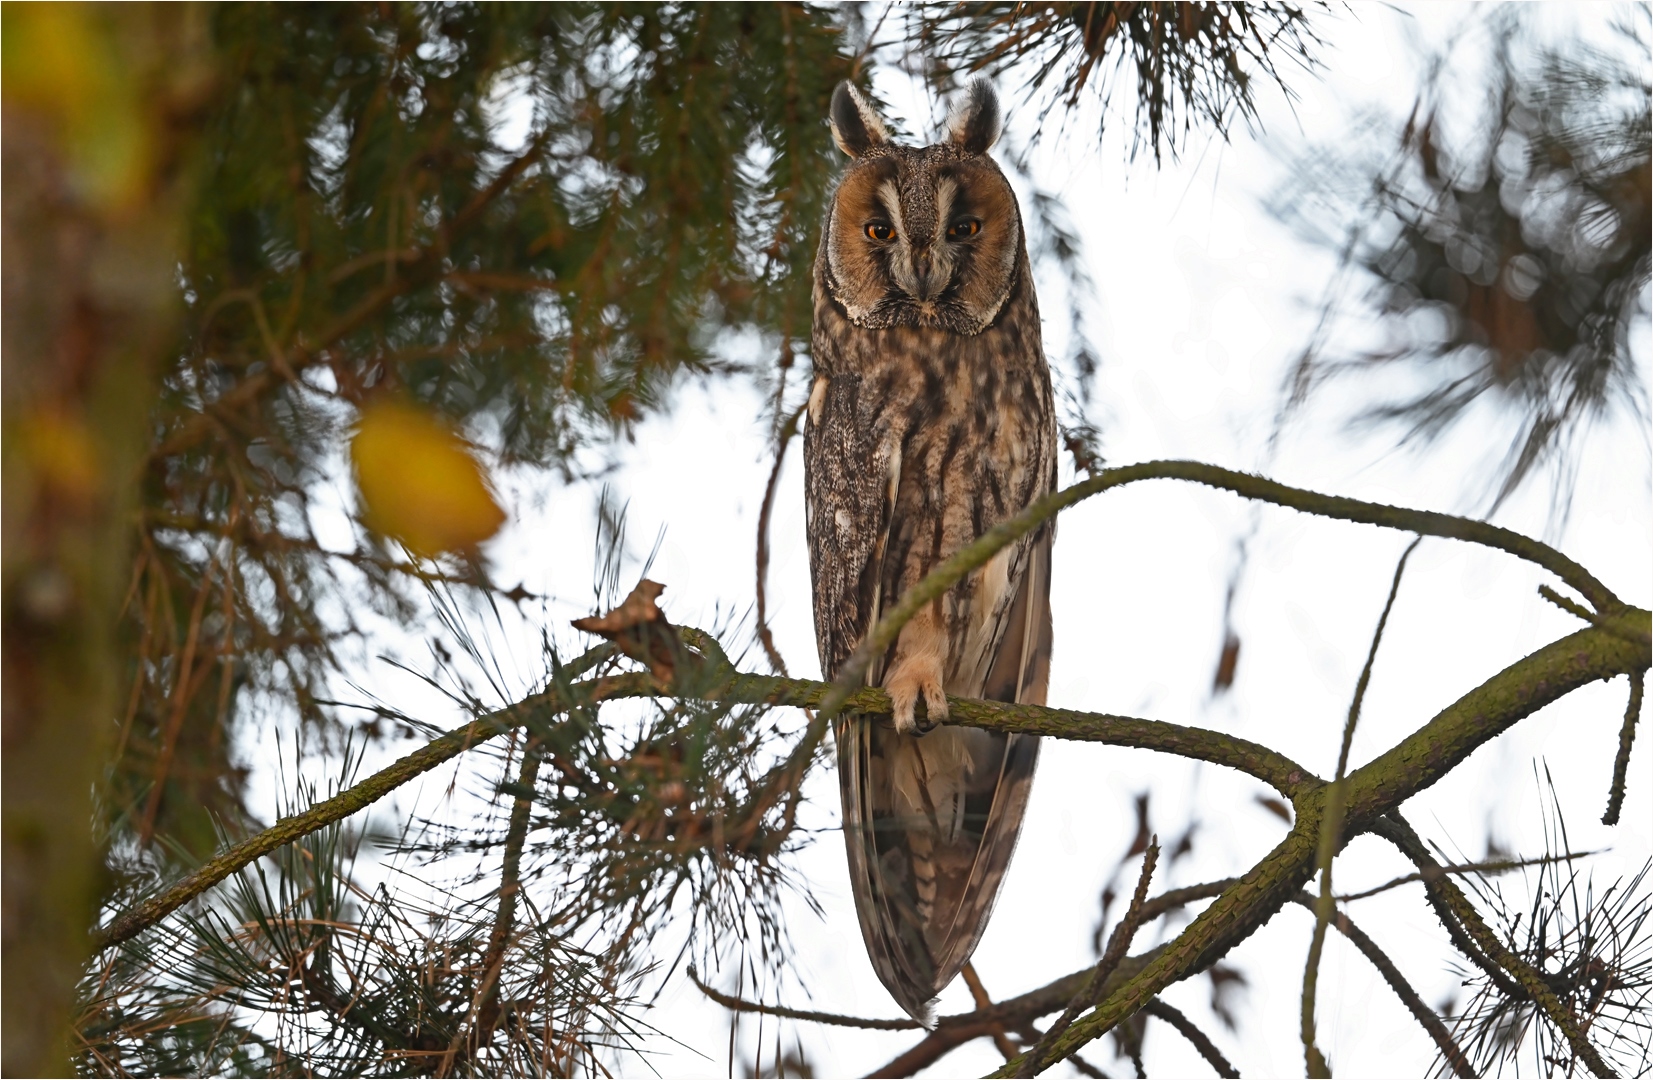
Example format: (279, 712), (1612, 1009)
(865, 222), (896, 242)
(946, 218), (981, 240)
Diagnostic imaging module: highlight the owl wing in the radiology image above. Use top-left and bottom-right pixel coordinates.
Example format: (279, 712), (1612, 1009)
(803, 372), (895, 684)
(837, 529), (1050, 1022)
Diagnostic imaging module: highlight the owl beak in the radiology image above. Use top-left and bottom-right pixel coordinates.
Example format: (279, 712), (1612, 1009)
(910, 246), (941, 300)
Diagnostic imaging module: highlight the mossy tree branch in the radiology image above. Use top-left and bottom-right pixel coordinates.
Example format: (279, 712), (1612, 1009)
(823, 459), (1625, 716)
(92, 668), (1313, 951)
(991, 617), (1646, 1075)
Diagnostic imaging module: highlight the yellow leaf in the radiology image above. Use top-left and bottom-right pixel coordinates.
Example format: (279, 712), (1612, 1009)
(351, 401), (505, 557)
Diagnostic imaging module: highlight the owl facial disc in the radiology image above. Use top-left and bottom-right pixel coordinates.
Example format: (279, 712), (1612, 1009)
(820, 81), (1022, 336)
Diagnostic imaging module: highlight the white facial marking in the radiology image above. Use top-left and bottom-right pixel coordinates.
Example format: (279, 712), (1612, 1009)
(807, 374), (829, 427)
(934, 177), (958, 246)
(877, 180), (906, 238)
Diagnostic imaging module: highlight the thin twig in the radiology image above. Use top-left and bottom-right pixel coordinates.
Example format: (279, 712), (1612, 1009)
(1142, 1000), (1239, 1078)
(1541, 583), (1601, 625)
(139, 557), (220, 847)
(1290, 893), (1474, 1078)
(1367, 816), (1523, 1000)
(1603, 667), (1646, 826)
(1542, 585), (1653, 647)
(1020, 840), (1161, 1077)
(868, 949), (1164, 1078)
(962, 962), (1023, 1061)
(442, 735), (543, 1073)
(1304, 538), (1418, 1076)
(1338, 851), (1595, 902)
(686, 966), (917, 1030)
(755, 401), (806, 677)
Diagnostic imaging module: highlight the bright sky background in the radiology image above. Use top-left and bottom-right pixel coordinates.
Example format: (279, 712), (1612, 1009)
(252, 4), (1650, 1076)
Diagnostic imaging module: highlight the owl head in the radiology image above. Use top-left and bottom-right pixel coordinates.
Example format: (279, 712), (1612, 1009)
(820, 80), (1024, 336)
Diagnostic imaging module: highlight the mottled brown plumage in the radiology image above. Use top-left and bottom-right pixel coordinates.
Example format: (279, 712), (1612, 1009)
(804, 80), (1057, 1022)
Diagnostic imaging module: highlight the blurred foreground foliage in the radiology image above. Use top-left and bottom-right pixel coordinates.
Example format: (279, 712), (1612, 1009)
(1272, 7), (1650, 517)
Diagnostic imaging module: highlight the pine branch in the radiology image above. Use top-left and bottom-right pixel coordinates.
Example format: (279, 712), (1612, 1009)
(1373, 815), (1616, 1078)
(990, 616), (1647, 1075)
(90, 666), (1312, 953)
(94, 613), (1646, 962)
(823, 459), (1627, 718)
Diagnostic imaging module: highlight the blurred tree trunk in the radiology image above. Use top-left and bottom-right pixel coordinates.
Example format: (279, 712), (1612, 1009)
(1, 7), (209, 1074)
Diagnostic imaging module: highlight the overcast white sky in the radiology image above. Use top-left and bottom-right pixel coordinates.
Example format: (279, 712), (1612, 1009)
(260, 4), (1651, 1076)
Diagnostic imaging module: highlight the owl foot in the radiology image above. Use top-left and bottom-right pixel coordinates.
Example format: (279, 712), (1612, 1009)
(885, 656), (948, 735)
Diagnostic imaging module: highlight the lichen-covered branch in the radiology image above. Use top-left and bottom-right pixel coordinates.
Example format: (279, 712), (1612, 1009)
(993, 615), (1647, 1074)
(90, 664), (1309, 951)
(824, 459), (1625, 715)
(1343, 623), (1651, 825)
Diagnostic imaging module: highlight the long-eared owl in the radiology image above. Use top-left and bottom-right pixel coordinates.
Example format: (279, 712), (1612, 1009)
(804, 79), (1057, 1022)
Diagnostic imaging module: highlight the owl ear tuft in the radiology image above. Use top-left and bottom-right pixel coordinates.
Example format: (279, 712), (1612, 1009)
(830, 82), (888, 158)
(947, 78), (1002, 155)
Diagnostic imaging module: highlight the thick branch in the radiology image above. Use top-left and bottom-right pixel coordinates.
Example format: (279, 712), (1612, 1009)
(100, 615), (1641, 957)
(92, 659), (1292, 950)
(994, 615), (1647, 1073)
(1343, 623), (1651, 825)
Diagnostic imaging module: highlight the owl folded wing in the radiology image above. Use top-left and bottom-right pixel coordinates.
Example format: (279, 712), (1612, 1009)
(833, 511), (1052, 1022)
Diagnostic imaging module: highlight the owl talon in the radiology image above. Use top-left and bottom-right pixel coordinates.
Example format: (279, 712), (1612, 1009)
(886, 659), (948, 736)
